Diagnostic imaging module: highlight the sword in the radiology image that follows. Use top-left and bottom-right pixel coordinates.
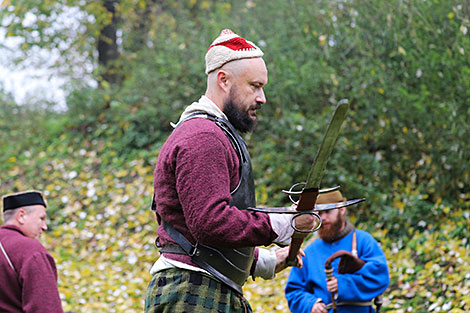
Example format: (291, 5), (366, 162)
(247, 100), (364, 265)
(286, 99), (349, 266)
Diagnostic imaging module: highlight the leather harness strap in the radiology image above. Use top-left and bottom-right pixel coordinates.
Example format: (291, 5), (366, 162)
(352, 231), (358, 257)
(159, 244), (187, 255)
(0, 241), (17, 274)
(162, 220), (244, 296)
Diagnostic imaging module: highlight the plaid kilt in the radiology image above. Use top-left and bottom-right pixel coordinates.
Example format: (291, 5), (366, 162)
(145, 268), (253, 313)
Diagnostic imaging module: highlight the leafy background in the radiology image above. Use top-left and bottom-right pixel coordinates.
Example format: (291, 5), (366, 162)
(1, 0), (469, 312)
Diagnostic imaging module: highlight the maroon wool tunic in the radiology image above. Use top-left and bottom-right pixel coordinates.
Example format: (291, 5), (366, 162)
(153, 117), (278, 267)
(0, 225), (64, 313)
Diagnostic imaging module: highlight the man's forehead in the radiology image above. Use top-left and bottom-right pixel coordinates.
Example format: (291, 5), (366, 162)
(243, 57), (267, 70)
(241, 58), (268, 83)
(28, 204), (47, 214)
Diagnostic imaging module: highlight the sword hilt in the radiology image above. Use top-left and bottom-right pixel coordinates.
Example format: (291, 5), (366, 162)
(290, 211), (322, 233)
(286, 188), (319, 266)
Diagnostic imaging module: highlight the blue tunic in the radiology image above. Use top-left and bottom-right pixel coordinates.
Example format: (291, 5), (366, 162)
(285, 230), (389, 313)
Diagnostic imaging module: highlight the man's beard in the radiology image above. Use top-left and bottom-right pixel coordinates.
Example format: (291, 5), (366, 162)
(223, 88), (259, 133)
(318, 212), (345, 241)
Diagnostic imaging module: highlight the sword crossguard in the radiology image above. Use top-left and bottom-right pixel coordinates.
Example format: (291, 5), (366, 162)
(282, 182), (341, 205)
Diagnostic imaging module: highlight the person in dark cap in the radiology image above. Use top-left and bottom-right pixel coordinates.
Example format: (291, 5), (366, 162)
(145, 29), (316, 313)
(0, 190), (64, 313)
(285, 191), (390, 313)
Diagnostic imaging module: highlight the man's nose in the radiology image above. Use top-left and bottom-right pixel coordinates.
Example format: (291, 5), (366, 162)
(256, 88), (266, 104)
(42, 223), (48, 231)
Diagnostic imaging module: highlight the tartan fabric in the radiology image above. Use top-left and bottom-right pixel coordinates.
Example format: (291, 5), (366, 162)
(145, 268), (253, 313)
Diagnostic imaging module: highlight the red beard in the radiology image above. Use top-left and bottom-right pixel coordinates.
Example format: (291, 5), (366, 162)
(319, 214), (345, 241)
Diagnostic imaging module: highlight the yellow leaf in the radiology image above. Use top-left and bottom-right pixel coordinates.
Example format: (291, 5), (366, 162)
(201, 0), (210, 10)
(425, 261), (433, 269)
(330, 74), (339, 86)
(398, 46), (406, 56)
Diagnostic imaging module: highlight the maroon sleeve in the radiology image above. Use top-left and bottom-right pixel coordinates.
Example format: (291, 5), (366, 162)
(20, 252), (64, 313)
(174, 129), (277, 248)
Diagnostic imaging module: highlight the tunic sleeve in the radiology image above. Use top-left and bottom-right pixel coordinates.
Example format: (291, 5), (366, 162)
(174, 130), (277, 248)
(19, 251), (64, 313)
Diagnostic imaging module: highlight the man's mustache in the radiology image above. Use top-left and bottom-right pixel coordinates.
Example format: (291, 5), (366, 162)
(250, 103), (262, 110)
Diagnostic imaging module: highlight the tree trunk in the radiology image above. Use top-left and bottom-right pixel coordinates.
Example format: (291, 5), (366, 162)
(98, 0), (120, 85)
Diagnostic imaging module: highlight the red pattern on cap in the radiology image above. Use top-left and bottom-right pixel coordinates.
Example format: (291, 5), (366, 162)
(208, 37), (256, 52)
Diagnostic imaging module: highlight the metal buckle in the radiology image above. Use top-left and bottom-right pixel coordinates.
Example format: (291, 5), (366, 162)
(189, 242), (199, 257)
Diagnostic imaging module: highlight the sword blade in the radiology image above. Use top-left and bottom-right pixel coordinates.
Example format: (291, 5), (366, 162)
(295, 100), (349, 213)
(315, 198), (365, 211)
(287, 100), (349, 266)
(304, 100), (349, 190)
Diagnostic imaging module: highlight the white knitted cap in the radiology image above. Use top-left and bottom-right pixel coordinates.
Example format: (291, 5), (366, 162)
(205, 29), (264, 74)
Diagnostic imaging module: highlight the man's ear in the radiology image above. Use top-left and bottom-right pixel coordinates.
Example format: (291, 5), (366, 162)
(16, 208), (27, 225)
(217, 69), (231, 92)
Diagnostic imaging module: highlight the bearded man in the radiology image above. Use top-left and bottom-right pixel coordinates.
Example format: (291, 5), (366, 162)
(285, 191), (390, 313)
(144, 29), (316, 313)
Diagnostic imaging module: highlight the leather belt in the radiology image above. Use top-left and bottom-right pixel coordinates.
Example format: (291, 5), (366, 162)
(325, 301), (373, 309)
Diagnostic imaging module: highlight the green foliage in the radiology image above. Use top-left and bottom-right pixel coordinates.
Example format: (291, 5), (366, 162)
(0, 87), (67, 175)
(245, 0), (470, 237)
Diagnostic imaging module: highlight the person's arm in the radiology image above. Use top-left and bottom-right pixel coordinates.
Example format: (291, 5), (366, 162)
(252, 248), (276, 279)
(252, 246), (306, 281)
(269, 213), (294, 245)
(20, 251), (64, 313)
(175, 130), (277, 247)
(335, 231), (390, 302)
(164, 123), (315, 249)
